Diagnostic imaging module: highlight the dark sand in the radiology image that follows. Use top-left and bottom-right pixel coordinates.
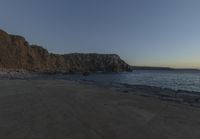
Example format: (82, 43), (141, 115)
(0, 80), (200, 139)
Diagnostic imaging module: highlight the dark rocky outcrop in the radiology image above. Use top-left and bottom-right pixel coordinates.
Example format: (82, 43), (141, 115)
(0, 29), (131, 73)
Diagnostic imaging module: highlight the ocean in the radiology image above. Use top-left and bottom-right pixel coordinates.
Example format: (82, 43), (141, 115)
(54, 70), (200, 92)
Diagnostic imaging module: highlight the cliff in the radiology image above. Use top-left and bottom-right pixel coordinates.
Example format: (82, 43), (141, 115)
(0, 29), (131, 73)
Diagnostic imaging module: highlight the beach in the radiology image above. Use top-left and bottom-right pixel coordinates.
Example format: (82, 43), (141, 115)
(0, 80), (200, 139)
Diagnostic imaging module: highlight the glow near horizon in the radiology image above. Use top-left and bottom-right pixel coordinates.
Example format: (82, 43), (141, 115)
(0, 0), (200, 68)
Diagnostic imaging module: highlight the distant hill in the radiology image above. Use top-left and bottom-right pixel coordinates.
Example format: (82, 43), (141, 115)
(132, 66), (173, 70)
(0, 29), (131, 73)
(132, 66), (200, 71)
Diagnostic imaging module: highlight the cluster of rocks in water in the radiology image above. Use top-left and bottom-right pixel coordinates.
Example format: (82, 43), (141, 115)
(0, 29), (131, 75)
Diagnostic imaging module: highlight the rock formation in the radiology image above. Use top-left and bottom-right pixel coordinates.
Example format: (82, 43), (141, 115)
(0, 29), (131, 73)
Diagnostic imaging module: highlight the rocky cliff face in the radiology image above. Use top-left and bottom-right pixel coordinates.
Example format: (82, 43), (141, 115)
(0, 29), (131, 73)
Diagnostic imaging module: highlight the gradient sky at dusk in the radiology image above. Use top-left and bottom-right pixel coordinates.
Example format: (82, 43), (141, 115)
(0, 0), (200, 68)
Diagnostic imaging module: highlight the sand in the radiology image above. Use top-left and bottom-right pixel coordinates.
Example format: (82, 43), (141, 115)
(0, 80), (200, 139)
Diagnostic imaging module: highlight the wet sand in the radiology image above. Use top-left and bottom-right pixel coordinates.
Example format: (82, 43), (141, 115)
(0, 80), (200, 139)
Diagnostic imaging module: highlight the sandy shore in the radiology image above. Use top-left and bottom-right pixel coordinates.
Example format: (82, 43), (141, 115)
(0, 80), (200, 139)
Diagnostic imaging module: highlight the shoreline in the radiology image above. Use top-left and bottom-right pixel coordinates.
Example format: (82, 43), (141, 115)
(78, 79), (200, 108)
(0, 71), (200, 108)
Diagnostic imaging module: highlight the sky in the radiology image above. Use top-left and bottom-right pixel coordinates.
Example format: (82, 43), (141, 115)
(0, 0), (200, 68)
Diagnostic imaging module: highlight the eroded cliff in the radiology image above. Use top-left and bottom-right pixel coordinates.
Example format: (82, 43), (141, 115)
(0, 29), (131, 73)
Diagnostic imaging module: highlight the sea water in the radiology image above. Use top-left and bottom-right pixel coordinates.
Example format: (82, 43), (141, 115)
(59, 70), (200, 92)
